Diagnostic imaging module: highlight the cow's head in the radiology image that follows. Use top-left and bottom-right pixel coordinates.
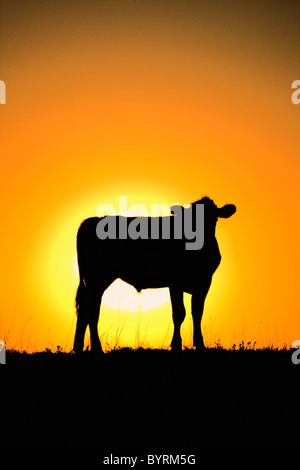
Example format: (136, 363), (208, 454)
(171, 197), (236, 219)
(171, 197), (236, 245)
(217, 203), (236, 218)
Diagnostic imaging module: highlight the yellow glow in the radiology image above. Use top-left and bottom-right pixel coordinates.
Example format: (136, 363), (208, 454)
(1, 1), (299, 352)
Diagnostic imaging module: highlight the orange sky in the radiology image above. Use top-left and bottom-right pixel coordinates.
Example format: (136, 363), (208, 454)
(0, 0), (299, 351)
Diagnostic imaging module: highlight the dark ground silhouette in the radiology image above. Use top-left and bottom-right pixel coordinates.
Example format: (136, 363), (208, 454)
(2, 346), (300, 455)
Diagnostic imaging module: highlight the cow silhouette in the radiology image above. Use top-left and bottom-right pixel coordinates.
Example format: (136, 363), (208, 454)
(73, 197), (236, 353)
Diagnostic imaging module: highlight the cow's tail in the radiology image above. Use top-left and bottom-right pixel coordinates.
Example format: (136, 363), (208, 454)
(75, 246), (87, 316)
(75, 221), (87, 316)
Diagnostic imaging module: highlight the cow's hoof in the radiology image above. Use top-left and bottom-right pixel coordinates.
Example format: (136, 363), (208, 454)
(171, 343), (182, 353)
(90, 347), (104, 356)
(73, 348), (84, 355)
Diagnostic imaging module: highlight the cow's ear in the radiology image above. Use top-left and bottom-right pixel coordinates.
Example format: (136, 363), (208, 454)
(170, 204), (183, 215)
(218, 204), (236, 218)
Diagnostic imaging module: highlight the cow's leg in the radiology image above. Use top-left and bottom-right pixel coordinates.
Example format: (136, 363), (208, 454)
(74, 315), (88, 353)
(73, 281), (89, 353)
(170, 288), (186, 351)
(88, 287), (103, 353)
(74, 282), (104, 353)
(191, 279), (211, 350)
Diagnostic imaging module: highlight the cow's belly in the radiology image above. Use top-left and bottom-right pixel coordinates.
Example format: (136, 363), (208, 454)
(101, 245), (220, 294)
(118, 273), (199, 295)
(119, 270), (171, 292)
(117, 259), (192, 293)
